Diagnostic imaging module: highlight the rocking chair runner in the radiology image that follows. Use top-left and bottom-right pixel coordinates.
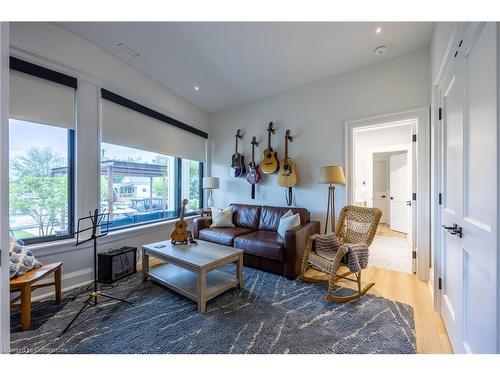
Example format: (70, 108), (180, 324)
(300, 205), (382, 302)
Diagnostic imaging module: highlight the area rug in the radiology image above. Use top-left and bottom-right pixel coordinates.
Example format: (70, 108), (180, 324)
(370, 236), (412, 274)
(10, 266), (416, 354)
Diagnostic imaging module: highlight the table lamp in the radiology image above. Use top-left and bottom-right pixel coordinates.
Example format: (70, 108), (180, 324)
(203, 177), (220, 209)
(319, 165), (346, 234)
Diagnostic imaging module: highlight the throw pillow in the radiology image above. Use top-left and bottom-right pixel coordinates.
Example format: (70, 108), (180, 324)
(210, 207), (235, 228)
(9, 236), (42, 279)
(313, 233), (341, 261)
(278, 209), (301, 238)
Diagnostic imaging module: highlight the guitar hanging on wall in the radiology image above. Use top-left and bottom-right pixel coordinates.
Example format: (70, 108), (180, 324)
(260, 122), (279, 174)
(246, 136), (262, 199)
(230, 129), (246, 177)
(277, 129), (298, 206)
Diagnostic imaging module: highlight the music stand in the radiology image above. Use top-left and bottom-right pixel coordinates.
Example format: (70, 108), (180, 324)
(61, 209), (133, 335)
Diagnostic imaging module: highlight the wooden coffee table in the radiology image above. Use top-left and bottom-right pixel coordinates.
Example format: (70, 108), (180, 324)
(141, 240), (244, 313)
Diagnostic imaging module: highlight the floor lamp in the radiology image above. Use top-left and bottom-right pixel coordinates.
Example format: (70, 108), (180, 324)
(203, 177), (219, 209)
(319, 165), (346, 234)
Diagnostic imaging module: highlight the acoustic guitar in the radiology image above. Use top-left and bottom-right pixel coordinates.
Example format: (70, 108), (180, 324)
(230, 129), (246, 177)
(260, 122), (279, 174)
(246, 136), (262, 199)
(277, 130), (298, 206)
(171, 199), (190, 243)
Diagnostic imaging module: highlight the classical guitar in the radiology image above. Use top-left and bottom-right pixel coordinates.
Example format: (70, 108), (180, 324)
(260, 122), (279, 174)
(230, 129), (246, 177)
(277, 130), (298, 206)
(171, 199), (190, 244)
(246, 136), (262, 199)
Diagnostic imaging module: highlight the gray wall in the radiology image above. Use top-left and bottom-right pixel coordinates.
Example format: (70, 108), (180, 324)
(209, 48), (431, 232)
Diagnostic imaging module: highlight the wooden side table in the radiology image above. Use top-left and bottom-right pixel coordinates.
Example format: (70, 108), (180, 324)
(10, 262), (62, 331)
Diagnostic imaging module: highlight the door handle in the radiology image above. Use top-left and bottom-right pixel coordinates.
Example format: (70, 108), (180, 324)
(406, 200), (411, 206)
(442, 224), (457, 231)
(381, 195), (386, 198)
(442, 223), (463, 238)
(390, 197), (394, 200)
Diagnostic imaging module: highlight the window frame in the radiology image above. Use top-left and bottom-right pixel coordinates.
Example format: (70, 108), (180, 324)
(100, 149), (204, 233)
(9, 127), (76, 245)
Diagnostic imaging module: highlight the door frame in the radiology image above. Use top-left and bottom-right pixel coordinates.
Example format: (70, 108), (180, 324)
(0, 22), (10, 353)
(345, 107), (431, 281)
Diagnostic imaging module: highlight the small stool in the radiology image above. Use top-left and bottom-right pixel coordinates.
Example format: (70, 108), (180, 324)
(10, 262), (62, 331)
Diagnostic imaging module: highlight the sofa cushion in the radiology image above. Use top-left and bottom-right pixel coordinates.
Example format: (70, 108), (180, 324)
(198, 227), (254, 246)
(230, 204), (261, 229)
(234, 231), (285, 261)
(259, 206), (310, 231)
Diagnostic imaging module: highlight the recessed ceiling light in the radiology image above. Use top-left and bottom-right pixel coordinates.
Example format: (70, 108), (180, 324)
(376, 27), (382, 34)
(374, 45), (388, 56)
(193, 86), (200, 92)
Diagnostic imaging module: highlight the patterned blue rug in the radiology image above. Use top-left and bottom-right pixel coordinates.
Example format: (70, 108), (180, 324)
(10, 266), (416, 354)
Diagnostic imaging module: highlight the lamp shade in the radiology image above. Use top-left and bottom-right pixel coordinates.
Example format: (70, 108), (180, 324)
(319, 165), (346, 185)
(202, 177), (220, 189)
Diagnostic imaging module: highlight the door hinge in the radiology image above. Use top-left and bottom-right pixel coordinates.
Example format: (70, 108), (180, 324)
(412, 134), (417, 142)
(412, 193), (416, 201)
(438, 193), (442, 205)
(438, 107), (442, 121)
(412, 251), (417, 259)
(438, 277), (442, 290)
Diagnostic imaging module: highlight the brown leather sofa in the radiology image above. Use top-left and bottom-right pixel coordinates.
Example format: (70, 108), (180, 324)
(192, 204), (320, 279)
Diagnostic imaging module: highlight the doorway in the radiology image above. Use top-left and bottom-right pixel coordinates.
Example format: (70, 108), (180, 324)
(345, 107), (430, 281)
(371, 150), (412, 273)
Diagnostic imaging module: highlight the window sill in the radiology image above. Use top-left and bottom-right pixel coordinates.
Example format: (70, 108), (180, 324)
(28, 215), (200, 257)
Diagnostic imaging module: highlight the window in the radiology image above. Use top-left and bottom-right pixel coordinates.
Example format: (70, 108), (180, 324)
(100, 143), (202, 230)
(181, 159), (203, 214)
(9, 119), (74, 243)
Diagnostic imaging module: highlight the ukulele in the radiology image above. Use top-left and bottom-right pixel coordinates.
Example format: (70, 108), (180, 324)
(230, 129), (246, 177)
(171, 199), (190, 243)
(277, 130), (298, 206)
(260, 122), (279, 174)
(246, 136), (262, 199)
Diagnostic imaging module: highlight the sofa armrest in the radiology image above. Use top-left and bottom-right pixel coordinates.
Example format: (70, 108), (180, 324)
(192, 217), (212, 239)
(283, 221), (320, 279)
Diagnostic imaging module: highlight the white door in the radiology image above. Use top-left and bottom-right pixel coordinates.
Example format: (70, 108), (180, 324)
(439, 22), (497, 353)
(389, 152), (409, 233)
(372, 159), (388, 223)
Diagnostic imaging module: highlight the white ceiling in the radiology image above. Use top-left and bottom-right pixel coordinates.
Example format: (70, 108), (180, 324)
(56, 22), (434, 113)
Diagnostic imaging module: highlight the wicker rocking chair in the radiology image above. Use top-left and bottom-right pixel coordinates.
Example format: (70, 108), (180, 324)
(300, 205), (382, 303)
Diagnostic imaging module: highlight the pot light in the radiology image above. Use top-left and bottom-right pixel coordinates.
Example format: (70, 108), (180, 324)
(193, 86), (200, 92)
(376, 27), (382, 34)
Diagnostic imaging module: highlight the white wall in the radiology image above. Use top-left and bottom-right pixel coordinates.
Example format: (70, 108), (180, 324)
(0, 22), (10, 352)
(209, 49), (430, 231)
(7, 22), (210, 296)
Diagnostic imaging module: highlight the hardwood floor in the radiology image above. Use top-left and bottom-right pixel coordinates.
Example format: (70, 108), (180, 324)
(141, 258), (453, 354)
(304, 266), (453, 354)
(376, 223), (407, 239)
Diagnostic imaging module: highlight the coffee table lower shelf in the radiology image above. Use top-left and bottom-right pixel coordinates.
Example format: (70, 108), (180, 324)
(148, 263), (238, 312)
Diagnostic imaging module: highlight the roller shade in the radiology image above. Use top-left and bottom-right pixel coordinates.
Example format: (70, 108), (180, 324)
(101, 95), (207, 162)
(10, 70), (76, 129)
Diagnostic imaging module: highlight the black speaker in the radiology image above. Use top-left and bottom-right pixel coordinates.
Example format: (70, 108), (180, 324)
(97, 246), (137, 284)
